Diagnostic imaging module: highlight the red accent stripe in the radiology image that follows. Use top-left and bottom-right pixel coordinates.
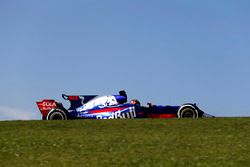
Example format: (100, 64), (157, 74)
(89, 107), (127, 114)
(147, 114), (177, 118)
(69, 96), (79, 100)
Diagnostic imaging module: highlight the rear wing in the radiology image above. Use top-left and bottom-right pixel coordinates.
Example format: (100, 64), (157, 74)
(36, 100), (58, 118)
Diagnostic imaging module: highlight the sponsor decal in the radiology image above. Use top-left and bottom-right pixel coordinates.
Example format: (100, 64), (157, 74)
(38, 101), (57, 111)
(96, 107), (136, 119)
(76, 96), (118, 112)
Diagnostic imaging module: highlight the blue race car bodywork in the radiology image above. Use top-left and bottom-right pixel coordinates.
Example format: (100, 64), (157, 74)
(36, 91), (212, 120)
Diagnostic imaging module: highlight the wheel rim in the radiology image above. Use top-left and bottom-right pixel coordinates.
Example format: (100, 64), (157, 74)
(181, 109), (195, 118)
(50, 112), (64, 120)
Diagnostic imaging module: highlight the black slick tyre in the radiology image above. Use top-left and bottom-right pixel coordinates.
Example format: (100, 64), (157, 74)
(177, 105), (198, 118)
(47, 109), (67, 120)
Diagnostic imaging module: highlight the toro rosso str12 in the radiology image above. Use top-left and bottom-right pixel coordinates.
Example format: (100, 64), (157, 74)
(36, 91), (212, 120)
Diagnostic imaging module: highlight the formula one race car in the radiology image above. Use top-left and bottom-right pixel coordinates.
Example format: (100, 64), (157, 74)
(36, 91), (213, 120)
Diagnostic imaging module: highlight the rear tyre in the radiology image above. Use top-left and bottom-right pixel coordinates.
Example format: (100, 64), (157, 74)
(47, 109), (67, 120)
(177, 105), (198, 118)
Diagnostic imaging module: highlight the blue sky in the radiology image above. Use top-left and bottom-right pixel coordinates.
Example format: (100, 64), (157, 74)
(0, 0), (249, 120)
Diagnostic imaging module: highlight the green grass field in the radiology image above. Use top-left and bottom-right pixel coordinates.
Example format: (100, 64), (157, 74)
(0, 118), (250, 167)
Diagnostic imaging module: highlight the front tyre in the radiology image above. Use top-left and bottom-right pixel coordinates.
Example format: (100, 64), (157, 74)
(47, 109), (67, 120)
(177, 105), (198, 118)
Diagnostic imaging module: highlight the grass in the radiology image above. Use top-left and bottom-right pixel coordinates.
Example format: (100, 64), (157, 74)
(0, 118), (250, 167)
